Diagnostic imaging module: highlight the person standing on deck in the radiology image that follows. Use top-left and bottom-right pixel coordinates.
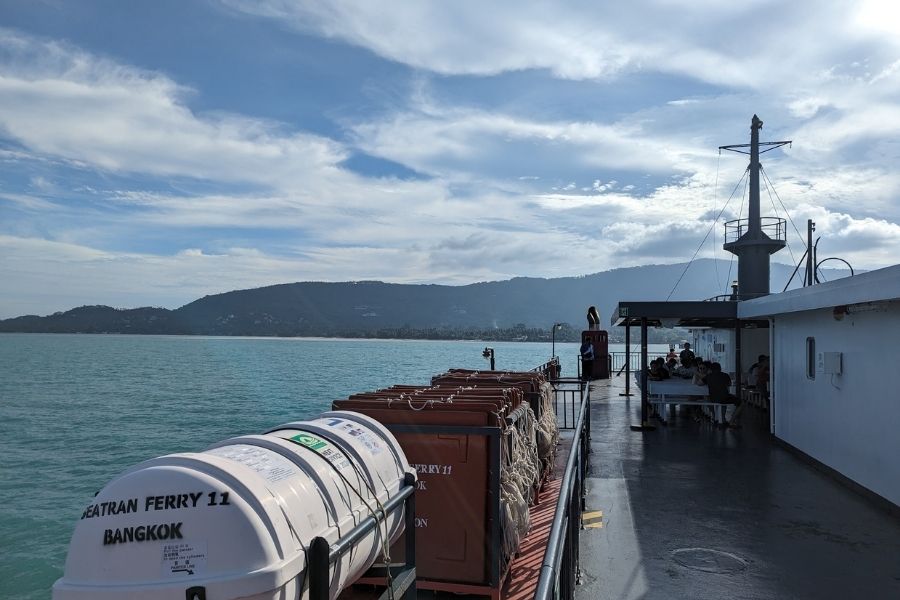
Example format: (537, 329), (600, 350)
(580, 336), (595, 380)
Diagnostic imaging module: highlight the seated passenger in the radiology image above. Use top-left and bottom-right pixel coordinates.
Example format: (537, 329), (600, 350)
(747, 354), (767, 388)
(705, 362), (735, 401)
(648, 359), (670, 381)
(692, 361), (710, 386)
(674, 357), (697, 378)
(706, 362), (742, 427)
(666, 357), (678, 373)
(757, 355), (770, 397)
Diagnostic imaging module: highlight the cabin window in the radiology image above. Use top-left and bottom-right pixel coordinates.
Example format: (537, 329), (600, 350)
(806, 337), (815, 379)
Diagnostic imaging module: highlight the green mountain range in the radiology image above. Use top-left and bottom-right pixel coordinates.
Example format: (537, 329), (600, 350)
(0, 259), (847, 340)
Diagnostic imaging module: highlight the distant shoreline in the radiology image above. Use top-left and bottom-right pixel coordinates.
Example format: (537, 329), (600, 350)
(0, 331), (686, 344)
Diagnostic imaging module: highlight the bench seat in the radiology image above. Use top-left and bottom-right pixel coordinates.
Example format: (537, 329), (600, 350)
(647, 397), (733, 425)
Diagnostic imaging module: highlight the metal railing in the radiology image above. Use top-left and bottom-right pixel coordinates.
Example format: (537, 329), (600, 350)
(609, 351), (647, 372)
(308, 472), (417, 600)
(724, 216), (786, 243)
(576, 355), (613, 380)
(551, 379), (587, 430)
(532, 356), (561, 380)
(535, 382), (591, 600)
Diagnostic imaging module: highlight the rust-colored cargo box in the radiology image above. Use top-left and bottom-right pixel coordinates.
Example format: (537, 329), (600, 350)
(333, 379), (540, 598)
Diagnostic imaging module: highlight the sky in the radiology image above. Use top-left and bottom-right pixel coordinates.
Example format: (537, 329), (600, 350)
(1, 0), (899, 318)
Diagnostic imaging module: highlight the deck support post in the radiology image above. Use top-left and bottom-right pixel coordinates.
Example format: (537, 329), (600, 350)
(620, 324), (633, 396)
(630, 317), (655, 431)
(734, 318), (743, 402)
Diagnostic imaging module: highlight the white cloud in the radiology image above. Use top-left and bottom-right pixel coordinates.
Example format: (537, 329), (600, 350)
(222, 1), (900, 89)
(853, 0), (900, 38)
(0, 30), (345, 189)
(0, 192), (60, 211)
(2, 5), (900, 318)
(349, 102), (709, 185)
(787, 97), (829, 119)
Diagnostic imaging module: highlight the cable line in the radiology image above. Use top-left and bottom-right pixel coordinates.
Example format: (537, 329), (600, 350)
(762, 167), (798, 270)
(667, 166), (749, 301)
(723, 170), (749, 294)
(713, 152), (722, 290)
(761, 165), (806, 251)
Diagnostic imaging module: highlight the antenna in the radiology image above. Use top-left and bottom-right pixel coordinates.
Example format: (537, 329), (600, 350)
(720, 115), (791, 299)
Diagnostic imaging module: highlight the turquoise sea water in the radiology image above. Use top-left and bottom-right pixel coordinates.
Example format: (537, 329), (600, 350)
(0, 334), (665, 599)
(0, 334), (579, 598)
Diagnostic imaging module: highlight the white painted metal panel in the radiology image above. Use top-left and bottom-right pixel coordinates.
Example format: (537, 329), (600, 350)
(771, 304), (900, 506)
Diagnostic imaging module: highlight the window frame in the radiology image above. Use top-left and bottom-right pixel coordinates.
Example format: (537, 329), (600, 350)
(806, 337), (816, 380)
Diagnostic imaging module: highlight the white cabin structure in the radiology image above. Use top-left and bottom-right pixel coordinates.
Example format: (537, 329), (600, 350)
(738, 264), (900, 506)
(612, 115), (899, 511)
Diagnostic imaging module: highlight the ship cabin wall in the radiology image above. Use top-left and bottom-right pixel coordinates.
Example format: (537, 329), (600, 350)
(690, 328), (769, 381)
(692, 329), (734, 374)
(771, 303), (900, 506)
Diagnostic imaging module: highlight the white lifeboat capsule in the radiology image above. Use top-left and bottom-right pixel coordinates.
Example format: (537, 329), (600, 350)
(53, 411), (413, 600)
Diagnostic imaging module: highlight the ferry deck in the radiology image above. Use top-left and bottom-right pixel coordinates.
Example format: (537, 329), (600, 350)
(572, 375), (900, 599)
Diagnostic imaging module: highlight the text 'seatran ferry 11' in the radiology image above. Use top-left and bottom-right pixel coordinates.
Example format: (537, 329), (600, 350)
(51, 116), (900, 600)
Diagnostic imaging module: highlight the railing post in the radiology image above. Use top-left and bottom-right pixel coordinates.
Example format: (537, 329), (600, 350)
(573, 444), (582, 584)
(308, 536), (329, 600)
(586, 386), (592, 444)
(562, 532), (568, 600)
(622, 325), (633, 397)
(571, 389), (576, 429)
(403, 474), (416, 600)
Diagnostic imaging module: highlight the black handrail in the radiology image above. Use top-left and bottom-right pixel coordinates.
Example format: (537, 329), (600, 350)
(534, 382), (590, 600)
(551, 381), (585, 430)
(724, 216), (786, 243)
(532, 356), (561, 379)
(308, 472), (417, 600)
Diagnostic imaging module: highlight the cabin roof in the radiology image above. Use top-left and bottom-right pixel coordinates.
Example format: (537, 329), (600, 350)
(738, 263), (900, 318)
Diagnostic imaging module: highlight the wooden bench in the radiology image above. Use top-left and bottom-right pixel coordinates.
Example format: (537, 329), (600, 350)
(637, 378), (738, 426)
(647, 397), (733, 426)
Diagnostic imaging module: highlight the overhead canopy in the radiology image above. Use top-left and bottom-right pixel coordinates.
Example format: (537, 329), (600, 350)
(610, 300), (766, 329)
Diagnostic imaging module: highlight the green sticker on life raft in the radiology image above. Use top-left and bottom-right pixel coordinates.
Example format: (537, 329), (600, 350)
(290, 433), (328, 451)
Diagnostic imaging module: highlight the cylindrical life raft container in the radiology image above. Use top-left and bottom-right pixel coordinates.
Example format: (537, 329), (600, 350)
(53, 411), (413, 600)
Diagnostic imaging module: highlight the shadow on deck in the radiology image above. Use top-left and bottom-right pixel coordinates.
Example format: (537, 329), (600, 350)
(577, 376), (900, 600)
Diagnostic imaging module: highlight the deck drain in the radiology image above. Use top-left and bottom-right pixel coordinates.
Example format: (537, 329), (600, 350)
(671, 548), (748, 574)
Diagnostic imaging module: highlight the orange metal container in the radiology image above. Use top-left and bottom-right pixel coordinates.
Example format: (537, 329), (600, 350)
(333, 375), (542, 597)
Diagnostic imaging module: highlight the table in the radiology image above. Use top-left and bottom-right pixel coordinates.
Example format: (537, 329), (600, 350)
(634, 376), (731, 425)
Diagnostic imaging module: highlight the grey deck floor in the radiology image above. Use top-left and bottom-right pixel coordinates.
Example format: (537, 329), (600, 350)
(576, 376), (900, 600)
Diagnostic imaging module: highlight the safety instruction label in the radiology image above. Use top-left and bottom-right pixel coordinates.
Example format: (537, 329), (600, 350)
(162, 541), (207, 577)
(322, 419), (384, 456)
(207, 444), (298, 483)
(289, 433), (351, 469)
(291, 433), (328, 451)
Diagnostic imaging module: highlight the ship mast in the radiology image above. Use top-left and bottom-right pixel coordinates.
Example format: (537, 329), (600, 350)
(720, 115), (791, 299)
